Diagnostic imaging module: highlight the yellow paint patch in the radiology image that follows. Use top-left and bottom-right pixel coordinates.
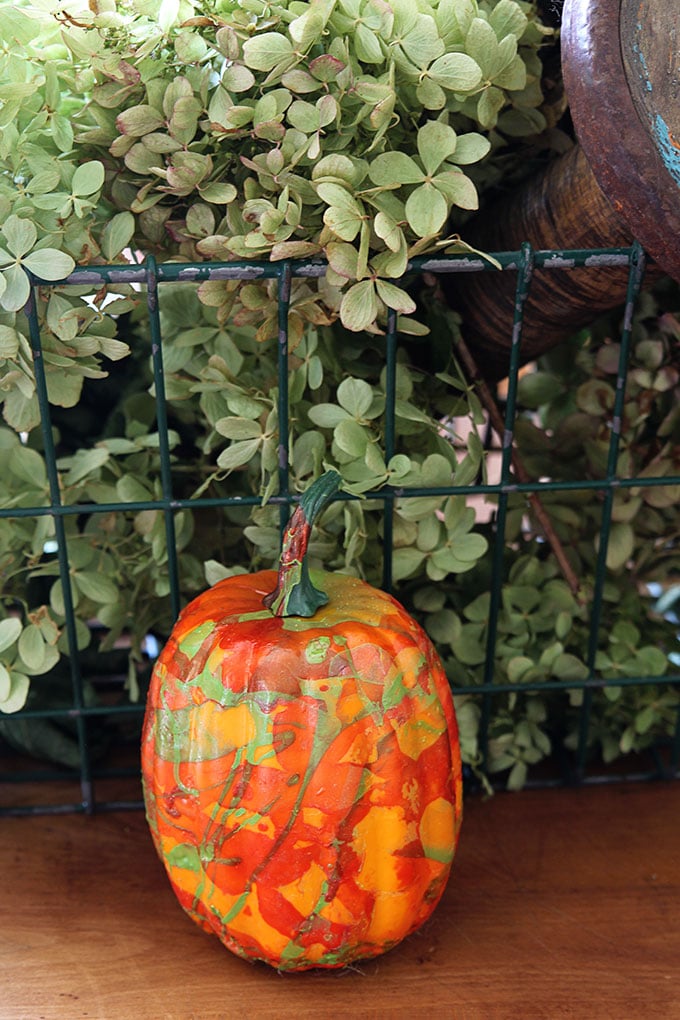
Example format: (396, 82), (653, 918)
(235, 809), (277, 839)
(296, 940), (329, 965)
(188, 701), (256, 759)
(302, 806), (327, 828)
(228, 886), (291, 958)
(278, 860), (328, 918)
(394, 702), (446, 761)
(392, 646), (427, 688)
(352, 805), (415, 893)
(401, 776), (421, 813)
(319, 891), (358, 928)
(339, 730), (379, 765)
(365, 889), (414, 946)
(250, 741), (285, 769)
(336, 691), (367, 725)
(419, 796), (456, 864)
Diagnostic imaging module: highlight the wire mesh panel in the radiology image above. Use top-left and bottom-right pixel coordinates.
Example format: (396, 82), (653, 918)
(1, 246), (679, 815)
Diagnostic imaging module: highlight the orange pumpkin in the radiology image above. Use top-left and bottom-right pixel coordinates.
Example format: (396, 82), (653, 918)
(141, 472), (462, 970)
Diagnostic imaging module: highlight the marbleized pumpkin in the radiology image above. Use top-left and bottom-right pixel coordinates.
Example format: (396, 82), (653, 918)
(141, 472), (462, 971)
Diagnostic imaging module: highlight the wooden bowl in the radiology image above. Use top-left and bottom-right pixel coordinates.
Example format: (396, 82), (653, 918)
(447, 0), (680, 378)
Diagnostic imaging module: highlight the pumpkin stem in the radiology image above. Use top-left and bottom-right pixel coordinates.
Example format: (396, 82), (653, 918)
(263, 471), (342, 618)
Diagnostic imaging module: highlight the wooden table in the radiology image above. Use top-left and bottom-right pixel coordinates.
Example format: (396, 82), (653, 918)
(2, 780), (679, 1019)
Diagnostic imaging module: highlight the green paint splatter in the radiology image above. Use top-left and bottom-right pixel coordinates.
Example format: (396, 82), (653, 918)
(166, 843), (202, 872)
(304, 635), (331, 664)
(178, 620), (216, 659)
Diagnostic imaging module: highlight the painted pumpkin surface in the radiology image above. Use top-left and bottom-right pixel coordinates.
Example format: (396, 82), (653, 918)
(142, 474), (462, 971)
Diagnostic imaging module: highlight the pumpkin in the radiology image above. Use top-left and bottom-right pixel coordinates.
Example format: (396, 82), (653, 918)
(141, 472), (462, 971)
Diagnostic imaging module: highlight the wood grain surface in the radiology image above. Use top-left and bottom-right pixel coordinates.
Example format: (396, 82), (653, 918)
(1, 780), (679, 1020)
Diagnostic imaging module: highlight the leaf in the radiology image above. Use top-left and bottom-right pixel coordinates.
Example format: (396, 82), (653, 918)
(449, 132), (491, 165)
(339, 280), (380, 332)
(71, 161), (105, 196)
(308, 404), (351, 428)
(0, 264), (30, 312)
(51, 114), (74, 153)
(368, 152), (424, 187)
(392, 548), (427, 581)
(214, 417), (263, 440)
(507, 656), (536, 683)
(354, 23), (383, 63)
(3, 389), (39, 431)
(432, 170), (478, 210)
(158, 0), (180, 32)
(493, 53), (526, 91)
(373, 210), (404, 254)
(221, 64), (256, 92)
(428, 52), (482, 92)
(417, 120), (458, 175)
(309, 53), (346, 82)
(62, 447), (110, 487)
(465, 18), (500, 78)
(450, 627), (487, 665)
(270, 240), (322, 260)
(334, 419), (369, 457)
(552, 653), (589, 681)
(217, 437), (262, 471)
(0, 617), (21, 654)
(375, 279), (416, 314)
(74, 571), (120, 604)
(116, 105), (166, 137)
(476, 86), (505, 129)
(101, 211), (135, 261)
(517, 371), (565, 408)
(168, 96), (202, 146)
(326, 242), (360, 279)
(0, 662), (9, 703)
(603, 522), (635, 571)
(400, 13), (445, 66)
(337, 377), (374, 418)
(507, 760), (528, 792)
(3, 215), (37, 258)
(0, 672), (30, 714)
(405, 183), (449, 237)
(23, 249), (76, 282)
(25, 169), (60, 192)
(436, 0), (478, 43)
(8, 444), (47, 488)
(18, 624), (47, 672)
(198, 182), (237, 204)
(116, 475), (153, 502)
(448, 532), (488, 562)
(287, 99), (320, 133)
(204, 559), (236, 586)
(488, 0), (529, 39)
(317, 183), (365, 240)
(242, 33), (295, 72)
(417, 76), (447, 111)
(322, 205), (363, 243)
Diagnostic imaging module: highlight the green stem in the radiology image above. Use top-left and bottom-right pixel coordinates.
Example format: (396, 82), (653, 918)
(263, 471), (342, 618)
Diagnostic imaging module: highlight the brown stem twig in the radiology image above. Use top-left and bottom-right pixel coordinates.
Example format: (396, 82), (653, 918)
(455, 334), (584, 601)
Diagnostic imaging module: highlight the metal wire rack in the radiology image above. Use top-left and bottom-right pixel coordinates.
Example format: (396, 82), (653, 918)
(1, 243), (679, 815)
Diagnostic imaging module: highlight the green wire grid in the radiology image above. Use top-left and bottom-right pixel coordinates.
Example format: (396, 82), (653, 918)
(1, 243), (679, 815)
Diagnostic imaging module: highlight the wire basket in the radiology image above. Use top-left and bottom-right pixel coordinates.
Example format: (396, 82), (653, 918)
(1, 243), (679, 816)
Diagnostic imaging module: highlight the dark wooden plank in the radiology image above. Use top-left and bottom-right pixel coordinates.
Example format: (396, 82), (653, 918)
(1, 781), (679, 1019)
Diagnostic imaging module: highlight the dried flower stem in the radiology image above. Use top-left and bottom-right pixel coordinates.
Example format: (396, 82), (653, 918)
(455, 335), (583, 600)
